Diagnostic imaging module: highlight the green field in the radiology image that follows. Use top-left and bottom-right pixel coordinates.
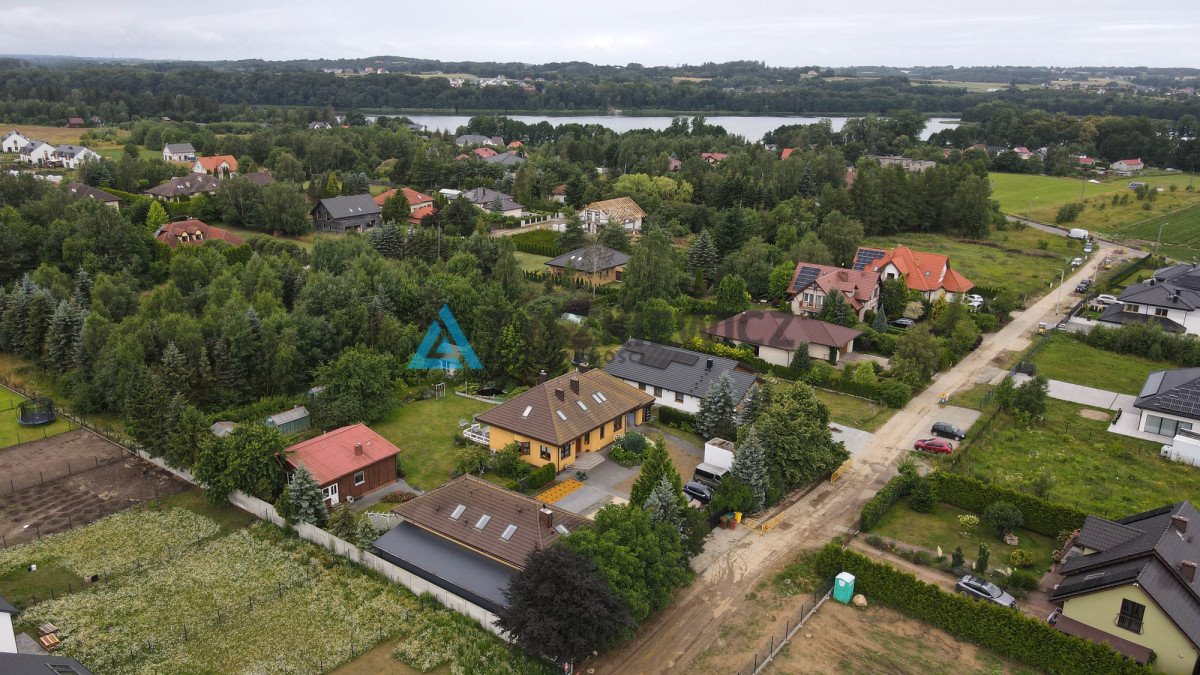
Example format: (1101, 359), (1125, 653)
(863, 226), (1081, 299)
(989, 173), (1124, 214)
(946, 398), (1193, 519)
(1116, 203), (1200, 261)
(0, 389), (74, 449)
(1030, 335), (1172, 394)
(513, 250), (551, 273)
(814, 387), (897, 432)
(371, 395), (494, 490)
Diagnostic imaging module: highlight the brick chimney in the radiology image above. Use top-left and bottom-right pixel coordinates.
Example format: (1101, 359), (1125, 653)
(1173, 515), (1189, 534)
(554, 387), (565, 401)
(569, 376), (580, 394)
(538, 507), (554, 530)
(538, 369), (548, 384)
(354, 443), (364, 456)
(1182, 561), (1197, 583)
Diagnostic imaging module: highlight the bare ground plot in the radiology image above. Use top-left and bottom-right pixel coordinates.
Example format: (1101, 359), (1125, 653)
(764, 602), (1034, 674)
(0, 430), (189, 546)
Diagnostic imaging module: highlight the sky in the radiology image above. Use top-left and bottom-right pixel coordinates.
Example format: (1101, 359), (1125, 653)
(7, 0), (1200, 68)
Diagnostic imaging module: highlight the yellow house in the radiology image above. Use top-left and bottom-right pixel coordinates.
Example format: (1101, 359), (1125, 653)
(544, 245), (629, 286)
(1050, 502), (1200, 672)
(473, 368), (654, 472)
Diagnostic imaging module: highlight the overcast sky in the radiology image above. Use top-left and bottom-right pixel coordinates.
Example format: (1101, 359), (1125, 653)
(7, 0), (1199, 68)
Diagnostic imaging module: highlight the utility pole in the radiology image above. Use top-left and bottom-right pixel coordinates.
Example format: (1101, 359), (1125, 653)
(1055, 268), (1065, 315)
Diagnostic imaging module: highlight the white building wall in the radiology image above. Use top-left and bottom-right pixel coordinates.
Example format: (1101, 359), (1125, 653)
(0, 611), (16, 653)
(1138, 409), (1198, 435)
(623, 378), (702, 414)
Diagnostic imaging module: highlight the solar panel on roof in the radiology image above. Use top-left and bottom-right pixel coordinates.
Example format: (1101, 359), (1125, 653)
(791, 266), (822, 291)
(852, 248), (886, 271)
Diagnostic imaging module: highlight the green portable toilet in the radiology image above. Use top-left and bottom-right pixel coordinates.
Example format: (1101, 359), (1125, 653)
(833, 571), (856, 604)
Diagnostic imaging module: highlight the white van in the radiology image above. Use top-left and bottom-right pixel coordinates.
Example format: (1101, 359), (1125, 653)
(1068, 228), (1089, 240)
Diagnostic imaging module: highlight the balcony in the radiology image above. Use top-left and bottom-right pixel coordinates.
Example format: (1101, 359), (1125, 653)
(462, 422), (490, 446)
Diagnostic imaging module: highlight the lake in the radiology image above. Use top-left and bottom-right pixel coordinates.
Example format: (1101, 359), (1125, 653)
(369, 114), (959, 142)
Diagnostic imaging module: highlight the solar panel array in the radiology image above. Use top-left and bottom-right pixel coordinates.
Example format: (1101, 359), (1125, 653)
(791, 266), (822, 292)
(852, 248), (886, 271)
(1159, 380), (1200, 417)
(631, 341), (700, 369)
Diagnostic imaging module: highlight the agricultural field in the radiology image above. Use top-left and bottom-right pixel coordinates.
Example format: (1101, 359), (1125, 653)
(990, 173), (1125, 214)
(1, 495), (545, 674)
(371, 395), (495, 490)
(1114, 203), (1200, 261)
(945, 398), (1193, 519)
(1029, 334), (1173, 395)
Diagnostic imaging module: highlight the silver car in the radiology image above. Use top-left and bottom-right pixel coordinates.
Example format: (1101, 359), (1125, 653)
(956, 575), (1017, 609)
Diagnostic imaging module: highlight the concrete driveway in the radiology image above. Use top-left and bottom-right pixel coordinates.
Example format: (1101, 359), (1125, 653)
(1011, 374), (1134, 411)
(830, 423), (874, 458)
(904, 404), (981, 451)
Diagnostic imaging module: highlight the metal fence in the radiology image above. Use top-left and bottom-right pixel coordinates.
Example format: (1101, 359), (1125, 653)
(734, 584), (835, 675)
(3, 452), (121, 495)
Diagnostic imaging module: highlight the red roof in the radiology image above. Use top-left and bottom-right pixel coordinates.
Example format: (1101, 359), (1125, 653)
(702, 310), (860, 350)
(781, 148), (796, 159)
(473, 147), (498, 159)
(701, 152), (728, 162)
(408, 204), (437, 224)
(552, 183), (567, 196)
(508, 140), (523, 148)
(195, 155), (238, 173)
(154, 219), (244, 249)
(284, 424), (400, 486)
(787, 263), (879, 310)
(373, 187), (435, 207)
(858, 245), (973, 293)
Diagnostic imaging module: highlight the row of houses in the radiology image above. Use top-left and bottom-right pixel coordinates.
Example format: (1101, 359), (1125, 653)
(4, 131), (101, 169)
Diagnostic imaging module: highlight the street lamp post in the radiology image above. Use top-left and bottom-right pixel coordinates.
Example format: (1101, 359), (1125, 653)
(1055, 268), (1065, 315)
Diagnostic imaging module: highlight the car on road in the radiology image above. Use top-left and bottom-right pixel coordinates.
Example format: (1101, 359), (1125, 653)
(683, 481), (713, 505)
(890, 318), (915, 330)
(1103, 258), (1114, 270)
(1093, 294), (1119, 305)
(1075, 279), (1093, 293)
(1071, 257), (1084, 267)
(930, 422), (966, 441)
(956, 575), (1017, 609)
(913, 437), (954, 454)
(1083, 243), (1093, 254)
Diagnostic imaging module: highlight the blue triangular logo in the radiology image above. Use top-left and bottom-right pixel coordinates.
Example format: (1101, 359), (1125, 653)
(408, 304), (483, 370)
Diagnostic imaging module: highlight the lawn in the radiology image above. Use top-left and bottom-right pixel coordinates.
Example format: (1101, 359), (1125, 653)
(873, 498), (1060, 572)
(1030, 334), (1173, 394)
(1119, 203), (1200, 261)
(0, 499), (544, 674)
(990, 173), (1125, 215)
(946, 398), (1194, 519)
(216, 221), (333, 252)
(0, 354), (124, 434)
(513, 250), (551, 273)
(371, 395), (495, 490)
(814, 387), (897, 432)
(0, 389), (74, 449)
(862, 225), (1081, 299)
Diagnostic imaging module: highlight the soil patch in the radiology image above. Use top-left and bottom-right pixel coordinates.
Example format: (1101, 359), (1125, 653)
(1079, 409), (1110, 421)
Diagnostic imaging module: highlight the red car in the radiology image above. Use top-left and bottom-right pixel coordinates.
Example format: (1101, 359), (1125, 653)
(914, 437), (954, 454)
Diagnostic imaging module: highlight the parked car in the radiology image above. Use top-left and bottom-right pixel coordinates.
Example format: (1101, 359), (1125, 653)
(965, 294), (984, 305)
(1071, 257), (1083, 267)
(931, 422), (966, 441)
(683, 481), (713, 505)
(1075, 279), (1093, 293)
(956, 575), (1017, 609)
(1083, 243), (1093, 254)
(1102, 258), (1114, 270)
(1093, 294), (1119, 305)
(913, 437), (954, 454)
(890, 318), (915, 330)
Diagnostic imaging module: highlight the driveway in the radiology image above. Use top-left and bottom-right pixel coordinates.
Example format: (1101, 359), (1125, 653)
(1010, 374), (1134, 411)
(830, 423), (874, 458)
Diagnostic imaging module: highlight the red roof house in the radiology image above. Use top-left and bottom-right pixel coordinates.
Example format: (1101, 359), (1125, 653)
(284, 423), (400, 505)
(473, 147), (498, 159)
(508, 140), (524, 148)
(192, 155), (239, 177)
(853, 245), (973, 299)
(154, 219), (244, 249)
(702, 310), (861, 367)
(786, 263), (881, 320)
(66, 117), (84, 128)
(372, 187), (435, 209)
(701, 152), (728, 164)
(781, 148), (797, 159)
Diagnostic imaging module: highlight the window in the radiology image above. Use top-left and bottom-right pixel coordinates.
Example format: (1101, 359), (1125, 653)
(638, 383), (646, 391)
(555, 409), (568, 421)
(501, 524), (518, 541)
(1155, 308), (1169, 317)
(815, 295), (824, 307)
(353, 471), (365, 486)
(560, 444), (572, 459)
(1145, 414), (1193, 437)
(540, 445), (551, 460)
(521, 405), (533, 417)
(600, 424), (606, 439)
(614, 415), (623, 431)
(518, 441), (530, 456)
(450, 504), (466, 520)
(653, 386), (663, 397)
(1124, 303), (1141, 313)
(577, 400), (588, 411)
(803, 292), (813, 304)
(1116, 598), (1145, 633)
(583, 431), (590, 445)
(675, 391), (684, 403)
(474, 514), (491, 530)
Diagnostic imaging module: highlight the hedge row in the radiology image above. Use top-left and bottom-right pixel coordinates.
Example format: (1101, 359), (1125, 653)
(859, 475), (906, 530)
(514, 241), (564, 257)
(524, 462), (557, 490)
(656, 406), (697, 435)
(931, 472), (1087, 537)
(813, 544), (1147, 674)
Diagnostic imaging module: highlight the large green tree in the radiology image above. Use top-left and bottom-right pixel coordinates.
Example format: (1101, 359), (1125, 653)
(730, 426), (769, 512)
(311, 346), (397, 427)
(257, 182), (312, 235)
(622, 230), (680, 309)
(629, 437), (684, 508)
(696, 371), (737, 441)
(193, 424), (287, 502)
(755, 381), (848, 490)
(817, 210), (865, 267)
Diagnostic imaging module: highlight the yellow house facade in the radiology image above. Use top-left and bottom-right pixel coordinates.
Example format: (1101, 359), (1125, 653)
(1059, 586), (1198, 673)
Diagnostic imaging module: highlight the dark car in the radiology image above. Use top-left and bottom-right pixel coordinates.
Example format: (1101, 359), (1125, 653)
(913, 437), (954, 454)
(1075, 279), (1093, 293)
(931, 422), (965, 441)
(890, 318), (915, 330)
(683, 481), (713, 505)
(956, 575), (1017, 609)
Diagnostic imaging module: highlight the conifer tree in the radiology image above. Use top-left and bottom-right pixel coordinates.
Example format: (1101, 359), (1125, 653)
(730, 426), (769, 512)
(642, 475), (683, 532)
(872, 308), (889, 333)
(630, 437), (684, 508)
(686, 229), (719, 285)
(160, 341), (192, 397)
(145, 200), (169, 230)
(557, 212), (587, 250)
(287, 465), (330, 527)
(696, 371), (737, 440)
(740, 381), (772, 427)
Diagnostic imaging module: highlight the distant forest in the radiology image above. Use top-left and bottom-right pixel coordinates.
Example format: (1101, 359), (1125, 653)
(1, 57), (1200, 124)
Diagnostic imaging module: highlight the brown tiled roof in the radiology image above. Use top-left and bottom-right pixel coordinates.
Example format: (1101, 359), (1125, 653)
(195, 155), (238, 173)
(393, 474), (589, 569)
(144, 174), (221, 199)
(702, 310), (860, 350)
(154, 219), (244, 249)
(787, 262), (879, 310)
(475, 369), (653, 446)
(65, 182), (119, 204)
(584, 196), (646, 221)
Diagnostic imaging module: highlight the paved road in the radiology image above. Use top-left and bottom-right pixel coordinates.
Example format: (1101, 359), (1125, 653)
(1006, 214), (1069, 237)
(591, 239), (1119, 674)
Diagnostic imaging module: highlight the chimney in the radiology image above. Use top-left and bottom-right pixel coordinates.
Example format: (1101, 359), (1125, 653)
(538, 369), (548, 384)
(354, 443), (364, 456)
(554, 387), (565, 401)
(1183, 561), (1197, 583)
(1173, 515), (1189, 534)
(538, 507), (554, 530)
(569, 376), (580, 394)
(706, 358), (714, 370)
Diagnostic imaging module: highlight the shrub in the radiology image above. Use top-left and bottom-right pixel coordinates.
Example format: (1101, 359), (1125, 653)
(453, 445), (490, 476)
(1009, 549), (1037, 569)
(912, 549), (934, 566)
(930, 472), (1086, 537)
(523, 463), (557, 490)
(610, 432), (649, 467)
(909, 477), (935, 513)
(877, 378), (912, 408)
(974, 542), (991, 573)
(951, 546), (965, 569)
(1006, 569), (1041, 594)
(983, 501), (1025, 538)
(656, 406), (697, 434)
(860, 475), (906, 530)
(866, 534), (885, 548)
(811, 544), (1144, 674)
(494, 443), (533, 479)
(957, 514), (980, 531)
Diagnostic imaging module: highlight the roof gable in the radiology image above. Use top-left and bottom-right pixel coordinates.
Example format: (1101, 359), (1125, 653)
(544, 245), (630, 271)
(1135, 368), (1200, 419)
(584, 196), (646, 221)
(605, 339), (759, 401)
(284, 423), (400, 485)
(701, 310), (861, 350)
(317, 194), (382, 219)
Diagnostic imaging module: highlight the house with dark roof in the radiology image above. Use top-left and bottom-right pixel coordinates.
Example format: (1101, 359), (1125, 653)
(702, 310), (861, 366)
(144, 174), (221, 200)
(0, 653), (93, 674)
(311, 194), (382, 233)
(473, 368), (654, 472)
(372, 475), (588, 612)
(482, 151), (526, 168)
(455, 134), (496, 146)
(462, 187), (523, 217)
(154, 219), (244, 249)
(582, 196), (645, 235)
(54, 145), (101, 169)
(1133, 368), (1200, 440)
(544, 245), (629, 285)
(1050, 501), (1200, 669)
(65, 182), (120, 209)
(605, 339), (760, 414)
(787, 262), (880, 320)
(853, 245), (974, 301)
(17, 140), (54, 165)
(284, 424), (400, 506)
(1100, 264), (1200, 335)
(162, 142), (196, 163)
(66, 116), (84, 128)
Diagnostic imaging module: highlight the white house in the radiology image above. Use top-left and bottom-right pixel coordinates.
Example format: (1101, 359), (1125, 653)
(18, 141), (55, 165)
(2, 130), (29, 154)
(701, 310), (862, 367)
(1134, 368), (1200, 440)
(603, 339), (760, 414)
(1099, 264), (1200, 336)
(54, 145), (101, 169)
(0, 596), (16, 653)
(162, 142), (196, 163)
(582, 196), (646, 235)
(1110, 158), (1145, 175)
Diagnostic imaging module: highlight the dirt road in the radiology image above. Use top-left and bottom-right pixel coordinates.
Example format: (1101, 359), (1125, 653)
(591, 241), (1116, 674)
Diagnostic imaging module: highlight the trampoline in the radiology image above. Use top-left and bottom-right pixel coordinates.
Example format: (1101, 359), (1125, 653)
(18, 397), (56, 426)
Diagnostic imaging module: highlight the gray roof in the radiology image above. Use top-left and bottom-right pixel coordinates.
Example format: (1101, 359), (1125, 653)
(0, 594), (16, 615)
(0, 653), (94, 674)
(144, 174), (221, 198)
(1097, 302), (1186, 332)
(604, 339), (760, 403)
(545, 245), (630, 272)
(266, 406), (309, 426)
(19, 140), (51, 155)
(55, 144), (93, 158)
(1134, 368), (1200, 419)
(462, 187), (522, 213)
(164, 142), (195, 154)
(66, 181), (119, 203)
(210, 421), (237, 437)
(456, 134), (494, 146)
(315, 194), (381, 219)
(372, 521), (514, 612)
(1117, 264), (1200, 311)
(1052, 501), (1200, 650)
(482, 151), (526, 166)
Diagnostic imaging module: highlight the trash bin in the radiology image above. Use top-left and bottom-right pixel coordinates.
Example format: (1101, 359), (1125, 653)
(734, 511), (743, 524)
(833, 572), (856, 604)
(726, 513), (737, 530)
